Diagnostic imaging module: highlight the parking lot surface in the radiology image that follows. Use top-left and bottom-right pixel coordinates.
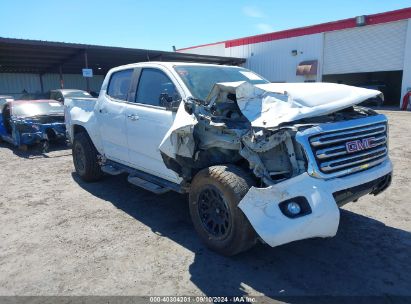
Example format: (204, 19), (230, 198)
(0, 110), (410, 299)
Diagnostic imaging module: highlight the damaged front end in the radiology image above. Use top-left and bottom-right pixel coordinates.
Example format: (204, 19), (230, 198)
(11, 116), (66, 149)
(159, 81), (392, 247)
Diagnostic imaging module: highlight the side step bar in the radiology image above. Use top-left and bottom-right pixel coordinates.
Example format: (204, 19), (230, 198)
(101, 164), (123, 175)
(128, 176), (170, 194)
(102, 160), (184, 194)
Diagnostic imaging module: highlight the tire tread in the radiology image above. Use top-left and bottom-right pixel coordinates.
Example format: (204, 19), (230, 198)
(73, 132), (103, 182)
(189, 164), (257, 256)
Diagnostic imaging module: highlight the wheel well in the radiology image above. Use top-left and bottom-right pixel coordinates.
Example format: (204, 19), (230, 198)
(72, 124), (99, 154)
(73, 125), (87, 136)
(45, 128), (56, 140)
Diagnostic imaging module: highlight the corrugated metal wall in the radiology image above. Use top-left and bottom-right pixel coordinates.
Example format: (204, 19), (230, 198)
(41, 74), (105, 92)
(178, 18), (410, 107)
(178, 43), (226, 56)
(0, 73), (41, 94)
(0, 73), (104, 96)
(401, 19), (411, 107)
(323, 21), (408, 75)
(225, 33), (324, 82)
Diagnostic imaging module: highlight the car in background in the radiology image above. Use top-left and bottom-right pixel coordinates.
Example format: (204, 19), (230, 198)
(0, 100), (66, 152)
(49, 89), (94, 104)
(89, 91), (99, 98)
(20, 92), (49, 100)
(0, 95), (14, 111)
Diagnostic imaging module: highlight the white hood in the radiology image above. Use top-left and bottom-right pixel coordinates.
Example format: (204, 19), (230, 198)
(209, 81), (381, 128)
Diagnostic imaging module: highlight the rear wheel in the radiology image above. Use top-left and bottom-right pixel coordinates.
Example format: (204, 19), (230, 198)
(189, 165), (257, 256)
(72, 132), (103, 182)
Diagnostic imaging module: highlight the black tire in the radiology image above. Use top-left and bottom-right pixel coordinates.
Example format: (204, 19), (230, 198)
(72, 132), (103, 182)
(189, 165), (257, 256)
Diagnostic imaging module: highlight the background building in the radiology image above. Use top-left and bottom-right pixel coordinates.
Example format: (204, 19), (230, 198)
(0, 38), (244, 99)
(178, 7), (411, 108)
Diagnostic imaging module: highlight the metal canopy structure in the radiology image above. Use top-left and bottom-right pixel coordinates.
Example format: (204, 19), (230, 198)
(0, 37), (246, 75)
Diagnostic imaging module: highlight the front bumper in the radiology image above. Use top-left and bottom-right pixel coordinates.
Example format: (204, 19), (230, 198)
(238, 159), (393, 247)
(20, 130), (66, 145)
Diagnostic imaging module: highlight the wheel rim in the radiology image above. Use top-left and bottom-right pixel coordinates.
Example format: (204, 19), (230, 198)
(197, 185), (232, 239)
(74, 143), (86, 174)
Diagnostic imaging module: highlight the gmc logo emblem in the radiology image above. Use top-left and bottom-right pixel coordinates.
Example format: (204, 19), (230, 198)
(346, 137), (376, 153)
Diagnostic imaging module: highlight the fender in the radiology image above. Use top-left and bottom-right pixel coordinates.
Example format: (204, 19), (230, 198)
(65, 97), (103, 154)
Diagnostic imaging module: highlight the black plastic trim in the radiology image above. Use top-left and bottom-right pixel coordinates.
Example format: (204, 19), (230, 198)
(279, 196), (312, 219)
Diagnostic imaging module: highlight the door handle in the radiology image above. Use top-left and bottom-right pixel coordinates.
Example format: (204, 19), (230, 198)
(127, 114), (139, 121)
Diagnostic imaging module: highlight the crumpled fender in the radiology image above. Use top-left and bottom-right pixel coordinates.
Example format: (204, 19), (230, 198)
(239, 159), (393, 247)
(159, 101), (197, 158)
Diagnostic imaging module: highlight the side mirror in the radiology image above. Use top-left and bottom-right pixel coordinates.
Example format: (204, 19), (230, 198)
(159, 93), (180, 112)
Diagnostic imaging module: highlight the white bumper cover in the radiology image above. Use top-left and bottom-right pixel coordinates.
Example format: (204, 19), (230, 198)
(239, 159), (393, 247)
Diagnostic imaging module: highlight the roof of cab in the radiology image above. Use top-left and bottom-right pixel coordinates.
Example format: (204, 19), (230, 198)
(109, 61), (244, 72)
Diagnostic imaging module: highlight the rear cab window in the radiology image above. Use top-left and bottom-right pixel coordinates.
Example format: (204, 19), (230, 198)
(107, 69), (133, 101)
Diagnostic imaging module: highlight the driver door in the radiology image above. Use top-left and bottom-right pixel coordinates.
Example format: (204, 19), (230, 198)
(124, 67), (182, 182)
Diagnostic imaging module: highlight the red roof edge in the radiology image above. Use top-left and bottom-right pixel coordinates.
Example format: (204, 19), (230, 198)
(177, 7), (411, 51)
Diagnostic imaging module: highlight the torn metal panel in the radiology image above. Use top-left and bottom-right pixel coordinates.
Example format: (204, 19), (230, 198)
(159, 101), (198, 159)
(239, 159), (393, 247)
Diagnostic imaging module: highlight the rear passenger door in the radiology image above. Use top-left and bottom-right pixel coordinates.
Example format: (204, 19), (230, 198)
(124, 67), (182, 182)
(96, 69), (133, 163)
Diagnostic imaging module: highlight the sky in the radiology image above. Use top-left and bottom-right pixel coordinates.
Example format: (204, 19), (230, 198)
(1, 0), (410, 51)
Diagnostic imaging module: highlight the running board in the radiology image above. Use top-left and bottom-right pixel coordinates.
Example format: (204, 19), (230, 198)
(103, 160), (184, 194)
(101, 164), (123, 175)
(127, 176), (170, 194)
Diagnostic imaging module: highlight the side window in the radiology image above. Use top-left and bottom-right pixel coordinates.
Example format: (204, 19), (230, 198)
(135, 68), (181, 106)
(50, 92), (57, 100)
(107, 69), (133, 101)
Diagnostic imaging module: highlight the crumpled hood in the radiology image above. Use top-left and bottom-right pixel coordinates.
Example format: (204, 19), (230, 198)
(208, 81), (381, 128)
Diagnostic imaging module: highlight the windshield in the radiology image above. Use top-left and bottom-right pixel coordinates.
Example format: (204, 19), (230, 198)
(63, 90), (92, 98)
(12, 102), (64, 117)
(174, 65), (269, 100)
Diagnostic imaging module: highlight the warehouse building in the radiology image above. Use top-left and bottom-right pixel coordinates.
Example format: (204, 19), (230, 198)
(178, 7), (411, 108)
(0, 38), (244, 98)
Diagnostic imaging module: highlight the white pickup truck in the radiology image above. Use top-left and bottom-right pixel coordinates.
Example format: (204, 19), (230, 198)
(65, 62), (392, 256)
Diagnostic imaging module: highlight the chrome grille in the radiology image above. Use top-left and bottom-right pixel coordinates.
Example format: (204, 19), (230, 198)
(296, 115), (389, 179)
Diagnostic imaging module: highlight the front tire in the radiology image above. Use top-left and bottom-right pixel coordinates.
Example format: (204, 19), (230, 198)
(189, 165), (257, 256)
(72, 132), (103, 182)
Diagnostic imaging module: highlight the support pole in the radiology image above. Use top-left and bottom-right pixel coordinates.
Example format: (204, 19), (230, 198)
(59, 65), (64, 89)
(84, 49), (90, 92)
(39, 74), (44, 93)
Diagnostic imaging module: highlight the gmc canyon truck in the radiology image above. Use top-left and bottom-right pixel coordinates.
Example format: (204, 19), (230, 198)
(65, 62), (392, 256)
